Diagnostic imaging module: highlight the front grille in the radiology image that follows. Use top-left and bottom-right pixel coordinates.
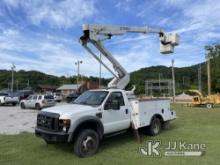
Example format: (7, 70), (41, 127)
(37, 112), (60, 131)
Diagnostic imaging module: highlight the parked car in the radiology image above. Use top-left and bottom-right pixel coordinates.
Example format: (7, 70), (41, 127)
(66, 93), (80, 103)
(53, 93), (63, 102)
(15, 90), (34, 101)
(20, 94), (56, 110)
(0, 92), (19, 106)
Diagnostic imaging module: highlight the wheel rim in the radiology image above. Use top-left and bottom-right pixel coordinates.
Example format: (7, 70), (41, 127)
(207, 104), (212, 108)
(81, 136), (96, 154)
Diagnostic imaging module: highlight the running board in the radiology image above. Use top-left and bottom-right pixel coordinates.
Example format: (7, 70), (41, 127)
(104, 130), (127, 138)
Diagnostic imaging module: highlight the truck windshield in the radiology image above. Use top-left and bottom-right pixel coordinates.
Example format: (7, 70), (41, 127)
(73, 91), (108, 106)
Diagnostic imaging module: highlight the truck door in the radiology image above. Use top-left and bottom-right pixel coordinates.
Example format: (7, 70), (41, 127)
(102, 92), (130, 134)
(29, 95), (37, 108)
(25, 95), (33, 108)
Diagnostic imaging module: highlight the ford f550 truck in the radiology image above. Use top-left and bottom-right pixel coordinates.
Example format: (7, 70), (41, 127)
(35, 24), (179, 157)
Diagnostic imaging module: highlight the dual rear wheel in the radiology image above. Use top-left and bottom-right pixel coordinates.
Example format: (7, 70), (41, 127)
(147, 117), (162, 136)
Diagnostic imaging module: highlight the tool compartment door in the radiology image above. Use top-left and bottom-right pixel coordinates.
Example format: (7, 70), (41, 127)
(130, 99), (171, 129)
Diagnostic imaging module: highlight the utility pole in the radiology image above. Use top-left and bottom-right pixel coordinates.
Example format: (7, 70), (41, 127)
(27, 80), (30, 88)
(99, 53), (102, 88)
(8, 82), (10, 91)
(205, 46), (213, 96)
(16, 80), (18, 91)
(198, 64), (202, 92)
(158, 73), (161, 92)
(171, 59), (176, 103)
(11, 64), (16, 92)
(207, 58), (211, 96)
(75, 60), (83, 87)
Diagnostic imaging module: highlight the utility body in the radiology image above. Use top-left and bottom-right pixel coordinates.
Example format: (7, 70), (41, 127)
(35, 24), (179, 157)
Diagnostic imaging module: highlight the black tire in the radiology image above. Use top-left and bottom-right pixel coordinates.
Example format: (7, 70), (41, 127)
(20, 103), (26, 109)
(147, 117), (161, 136)
(73, 129), (99, 158)
(35, 103), (41, 110)
(12, 103), (16, 106)
(206, 103), (213, 109)
(66, 98), (70, 103)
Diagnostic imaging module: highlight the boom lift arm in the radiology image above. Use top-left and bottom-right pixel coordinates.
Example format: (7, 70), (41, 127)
(80, 24), (179, 90)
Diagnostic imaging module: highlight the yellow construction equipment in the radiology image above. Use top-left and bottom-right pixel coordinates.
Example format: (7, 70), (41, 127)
(189, 90), (220, 108)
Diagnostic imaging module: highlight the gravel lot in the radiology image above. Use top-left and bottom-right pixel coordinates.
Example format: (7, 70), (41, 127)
(0, 103), (65, 135)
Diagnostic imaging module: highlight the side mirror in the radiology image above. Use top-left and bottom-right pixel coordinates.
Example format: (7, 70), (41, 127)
(104, 100), (120, 110)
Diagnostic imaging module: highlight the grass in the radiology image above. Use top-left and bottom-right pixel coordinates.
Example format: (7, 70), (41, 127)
(1, 104), (220, 165)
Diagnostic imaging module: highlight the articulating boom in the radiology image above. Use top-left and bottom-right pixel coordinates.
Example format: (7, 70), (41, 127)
(80, 24), (179, 90)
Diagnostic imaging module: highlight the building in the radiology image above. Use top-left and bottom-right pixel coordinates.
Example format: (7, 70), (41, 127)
(36, 85), (58, 93)
(57, 84), (80, 97)
(78, 81), (99, 93)
(57, 81), (100, 97)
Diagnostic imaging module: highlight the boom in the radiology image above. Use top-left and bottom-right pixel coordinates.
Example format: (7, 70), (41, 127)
(80, 24), (179, 90)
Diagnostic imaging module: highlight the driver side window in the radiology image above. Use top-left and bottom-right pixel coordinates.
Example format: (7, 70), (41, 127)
(105, 92), (125, 110)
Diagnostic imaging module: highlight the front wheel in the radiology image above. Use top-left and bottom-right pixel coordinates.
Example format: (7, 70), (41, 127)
(74, 129), (99, 158)
(148, 117), (162, 136)
(206, 103), (213, 109)
(20, 103), (26, 109)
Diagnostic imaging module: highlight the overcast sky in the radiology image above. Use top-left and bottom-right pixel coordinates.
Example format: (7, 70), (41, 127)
(0, 0), (220, 77)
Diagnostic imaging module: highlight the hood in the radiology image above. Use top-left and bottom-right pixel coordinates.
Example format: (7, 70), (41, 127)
(42, 104), (98, 118)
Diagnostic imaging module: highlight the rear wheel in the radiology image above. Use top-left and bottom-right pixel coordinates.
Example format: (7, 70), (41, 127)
(20, 103), (26, 109)
(147, 117), (161, 136)
(35, 103), (41, 110)
(74, 129), (99, 158)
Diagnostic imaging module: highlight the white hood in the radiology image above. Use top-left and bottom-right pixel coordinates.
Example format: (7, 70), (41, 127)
(42, 104), (98, 118)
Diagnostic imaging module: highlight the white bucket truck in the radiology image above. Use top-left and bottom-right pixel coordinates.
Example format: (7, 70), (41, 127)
(35, 24), (179, 157)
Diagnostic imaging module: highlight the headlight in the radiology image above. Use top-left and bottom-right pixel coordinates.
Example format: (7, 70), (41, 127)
(59, 119), (71, 132)
(63, 119), (71, 126)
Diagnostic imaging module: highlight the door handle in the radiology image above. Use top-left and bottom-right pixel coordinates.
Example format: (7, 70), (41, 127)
(125, 109), (128, 114)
